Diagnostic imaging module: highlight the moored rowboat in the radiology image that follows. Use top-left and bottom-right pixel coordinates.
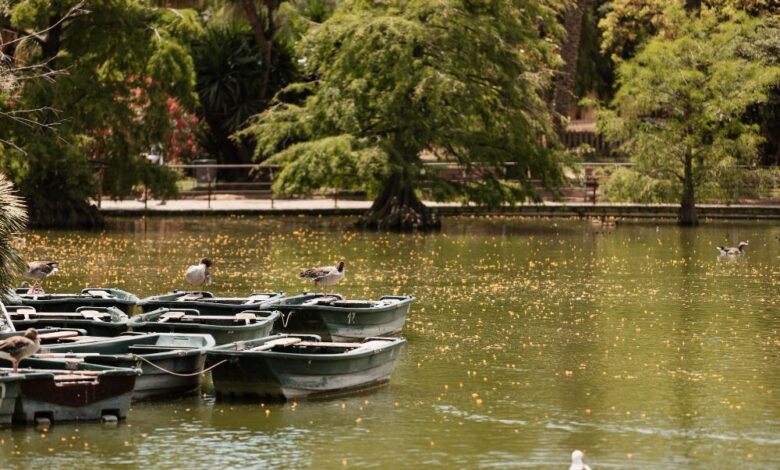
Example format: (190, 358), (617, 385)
(5, 305), (129, 337)
(0, 358), (139, 423)
(8, 287), (139, 314)
(206, 334), (406, 400)
(129, 308), (280, 345)
(40, 332), (215, 400)
(263, 293), (415, 341)
(137, 290), (285, 314)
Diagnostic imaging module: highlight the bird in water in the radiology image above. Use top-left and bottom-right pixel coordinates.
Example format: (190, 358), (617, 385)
(299, 261), (345, 294)
(717, 241), (748, 256)
(0, 328), (40, 372)
(24, 261), (59, 293)
(185, 258), (213, 288)
(569, 450), (592, 470)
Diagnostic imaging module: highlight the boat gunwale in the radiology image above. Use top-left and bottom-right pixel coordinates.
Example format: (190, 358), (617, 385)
(207, 335), (406, 360)
(44, 338), (214, 362)
(129, 308), (281, 331)
(11, 287), (140, 304)
(269, 294), (416, 312)
(137, 290), (286, 306)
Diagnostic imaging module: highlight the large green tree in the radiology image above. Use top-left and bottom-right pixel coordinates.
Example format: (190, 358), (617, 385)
(0, 1), (200, 227)
(241, 0), (565, 231)
(598, 12), (780, 225)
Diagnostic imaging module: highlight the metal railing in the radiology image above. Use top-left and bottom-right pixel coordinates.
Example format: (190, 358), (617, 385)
(98, 161), (780, 208)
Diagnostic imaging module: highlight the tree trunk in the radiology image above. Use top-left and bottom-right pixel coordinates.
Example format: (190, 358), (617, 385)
(679, 153), (698, 226)
(240, 0), (274, 103)
(41, 15), (63, 65)
(357, 172), (440, 232)
(552, 0), (591, 136)
(684, 0), (702, 14)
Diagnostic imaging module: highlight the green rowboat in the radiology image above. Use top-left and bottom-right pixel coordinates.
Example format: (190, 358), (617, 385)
(9, 287), (139, 314)
(137, 290), (285, 314)
(40, 332), (215, 400)
(129, 308), (280, 345)
(206, 334), (406, 400)
(263, 293), (415, 341)
(6, 305), (129, 337)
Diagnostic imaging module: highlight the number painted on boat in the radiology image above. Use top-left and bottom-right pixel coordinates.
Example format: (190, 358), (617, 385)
(347, 312), (356, 325)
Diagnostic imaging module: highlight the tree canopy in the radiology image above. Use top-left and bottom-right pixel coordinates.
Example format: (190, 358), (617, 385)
(0, 1), (201, 227)
(598, 12), (780, 225)
(241, 0), (566, 230)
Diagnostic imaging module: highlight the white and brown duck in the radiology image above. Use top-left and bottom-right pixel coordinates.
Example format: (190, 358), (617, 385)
(717, 241), (748, 256)
(0, 328), (40, 372)
(300, 261), (345, 293)
(24, 261), (59, 293)
(185, 258), (213, 288)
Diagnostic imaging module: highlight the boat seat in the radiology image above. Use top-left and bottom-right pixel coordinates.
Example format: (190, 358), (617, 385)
(178, 293), (205, 301)
(243, 294), (272, 304)
(346, 340), (390, 354)
(159, 311), (187, 322)
(38, 331), (82, 341)
(235, 312), (257, 325)
(85, 289), (112, 298)
(79, 310), (111, 320)
(180, 315), (254, 323)
(128, 344), (197, 352)
(248, 337), (302, 351)
(301, 296), (341, 306)
(295, 341), (361, 348)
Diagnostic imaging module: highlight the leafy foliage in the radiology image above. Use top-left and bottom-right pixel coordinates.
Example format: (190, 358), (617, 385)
(0, 1), (201, 227)
(598, 12), (780, 223)
(241, 0), (566, 229)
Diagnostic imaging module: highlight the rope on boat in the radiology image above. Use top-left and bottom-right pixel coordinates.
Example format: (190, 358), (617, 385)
(280, 311), (294, 328)
(133, 355), (228, 377)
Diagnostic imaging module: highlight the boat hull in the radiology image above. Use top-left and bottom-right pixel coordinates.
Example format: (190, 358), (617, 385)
(0, 375), (23, 425)
(1, 359), (138, 423)
(268, 295), (414, 341)
(207, 336), (405, 400)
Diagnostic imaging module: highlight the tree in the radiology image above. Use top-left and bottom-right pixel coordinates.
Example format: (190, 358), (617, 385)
(598, 0), (779, 62)
(0, 1), (200, 227)
(552, 0), (592, 133)
(192, 24), (298, 164)
(598, 13), (780, 225)
(241, 0), (566, 231)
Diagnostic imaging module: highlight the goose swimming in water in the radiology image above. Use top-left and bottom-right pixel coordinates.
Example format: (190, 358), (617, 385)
(0, 328), (40, 372)
(717, 241), (748, 256)
(569, 450), (592, 470)
(24, 261), (59, 293)
(299, 261), (345, 293)
(185, 258), (213, 288)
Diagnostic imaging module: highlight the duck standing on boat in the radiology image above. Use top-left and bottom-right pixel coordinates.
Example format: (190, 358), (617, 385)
(0, 328), (40, 372)
(24, 261), (59, 293)
(299, 261), (345, 293)
(717, 241), (748, 256)
(185, 258), (213, 288)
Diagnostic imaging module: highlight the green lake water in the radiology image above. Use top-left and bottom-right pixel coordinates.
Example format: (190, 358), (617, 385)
(1, 216), (779, 469)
